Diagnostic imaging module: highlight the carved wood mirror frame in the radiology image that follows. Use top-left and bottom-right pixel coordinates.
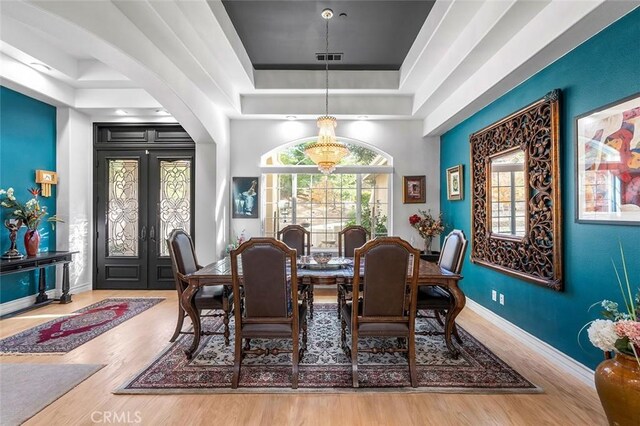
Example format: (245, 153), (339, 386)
(470, 90), (563, 290)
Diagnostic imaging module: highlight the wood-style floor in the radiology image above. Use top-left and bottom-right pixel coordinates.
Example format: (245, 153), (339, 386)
(0, 289), (605, 425)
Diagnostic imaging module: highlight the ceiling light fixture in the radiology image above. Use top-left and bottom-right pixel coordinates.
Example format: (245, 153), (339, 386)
(29, 62), (51, 72)
(304, 8), (348, 175)
(357, 115), (368, 120)
(115, 109), (128, 115)
(286, 115), (297, 120)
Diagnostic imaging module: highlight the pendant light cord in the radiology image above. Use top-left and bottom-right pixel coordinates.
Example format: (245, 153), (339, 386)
(325, 17), (329, 116)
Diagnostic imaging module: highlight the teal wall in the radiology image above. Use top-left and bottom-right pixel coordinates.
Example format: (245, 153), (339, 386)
(440, 9), (640, 369)
(0, 86), (57, 304)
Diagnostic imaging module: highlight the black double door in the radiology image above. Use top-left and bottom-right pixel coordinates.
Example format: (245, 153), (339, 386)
(95, 149), (195, 289)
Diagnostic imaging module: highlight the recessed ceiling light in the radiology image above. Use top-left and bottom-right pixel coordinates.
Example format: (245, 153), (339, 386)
(115, 109), (128, 115)
(357, 115), (368, 120)
(286, 116), (297, 120)
(155, 109), (170, 115)
(29, 62), (51, 72)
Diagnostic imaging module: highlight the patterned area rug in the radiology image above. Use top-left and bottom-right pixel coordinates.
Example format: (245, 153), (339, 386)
(0, 298), (164, 354)
(118, 304), (540, 393)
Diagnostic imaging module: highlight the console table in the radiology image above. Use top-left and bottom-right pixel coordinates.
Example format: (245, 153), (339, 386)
(0, 251), (77, 313)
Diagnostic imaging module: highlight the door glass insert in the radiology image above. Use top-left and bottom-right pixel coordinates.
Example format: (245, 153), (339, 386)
(159, 159), (192, 256)
(108, 159), (139, 256)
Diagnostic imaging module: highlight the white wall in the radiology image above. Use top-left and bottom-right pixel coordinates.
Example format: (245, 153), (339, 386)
(56, 108), (93, 294)
(229, 119), (440, 248)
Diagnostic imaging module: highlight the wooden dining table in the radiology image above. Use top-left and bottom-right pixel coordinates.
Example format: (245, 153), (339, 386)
(182, 257), (464, 359)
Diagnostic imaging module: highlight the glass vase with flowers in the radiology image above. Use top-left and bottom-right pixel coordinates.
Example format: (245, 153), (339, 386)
(408, 210), (444, 254)
(0, 187), (62, 256)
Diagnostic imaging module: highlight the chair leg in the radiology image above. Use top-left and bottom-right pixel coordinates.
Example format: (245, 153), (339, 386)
(244, 338), (251, 351)
(169, 307), (185, 343)
(223, 308), (231, 346)
(434, 309), (444, 327)
(351, 331), (359, 388)
(453, 322), (463, 344)
(408, 333), (417, 388)
(301, 314), (308, 358)
(232, 333), (243, 389)
(340, 317), (347, 352)
(292, 329), (300, 389)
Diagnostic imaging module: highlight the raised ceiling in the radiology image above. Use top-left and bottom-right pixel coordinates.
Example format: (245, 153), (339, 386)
(220, 1), (435, 70)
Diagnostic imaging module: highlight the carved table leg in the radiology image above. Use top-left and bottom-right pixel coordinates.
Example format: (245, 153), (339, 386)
(308, 285), (314, 319)
(59, 262), (72, 304)
(444, 279), (466, 359)
(35, 267), (49, 304)
(181, 281), (201, 359)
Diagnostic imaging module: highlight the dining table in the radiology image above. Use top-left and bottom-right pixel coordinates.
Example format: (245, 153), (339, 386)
(182, 257), (464, 359)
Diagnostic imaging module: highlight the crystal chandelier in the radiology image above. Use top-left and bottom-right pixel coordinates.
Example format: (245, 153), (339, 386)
(305, 8), (349, 175)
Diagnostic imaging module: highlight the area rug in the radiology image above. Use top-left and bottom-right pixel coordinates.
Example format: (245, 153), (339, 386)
(117, 304), (540, 393)
(0, 363), (104, 425)
(0, 298), (164, 354)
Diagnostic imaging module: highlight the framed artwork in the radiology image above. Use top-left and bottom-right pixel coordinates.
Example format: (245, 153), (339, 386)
(446, 165), (463, 201)
(576, 92), (640, 225)
(403, 175), (426, 203)
(232, 177), (259, 219)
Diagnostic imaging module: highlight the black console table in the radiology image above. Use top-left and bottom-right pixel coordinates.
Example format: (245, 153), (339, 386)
(0, 251), (77, 312)
(420, 251), (441, 263)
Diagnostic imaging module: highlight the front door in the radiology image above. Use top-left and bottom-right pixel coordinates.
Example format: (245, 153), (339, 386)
(95, 149), (195, 289)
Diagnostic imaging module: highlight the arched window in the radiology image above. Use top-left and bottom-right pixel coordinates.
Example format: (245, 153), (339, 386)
(261, 138), (393, 252)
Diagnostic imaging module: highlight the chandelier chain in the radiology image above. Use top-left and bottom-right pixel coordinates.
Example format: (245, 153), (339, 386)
(325, 17), (329, 116)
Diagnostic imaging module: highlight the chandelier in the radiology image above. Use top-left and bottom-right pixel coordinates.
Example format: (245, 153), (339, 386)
(305, 8), (349, 175)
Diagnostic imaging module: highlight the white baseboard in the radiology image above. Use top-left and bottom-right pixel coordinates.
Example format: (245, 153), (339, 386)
(69, 281), (92, 295)
(0, 289), (57, 317)
(465, 298), (595, 388)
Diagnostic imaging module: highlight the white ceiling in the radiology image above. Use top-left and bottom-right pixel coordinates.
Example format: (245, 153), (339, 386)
(0, 0), (638, 143)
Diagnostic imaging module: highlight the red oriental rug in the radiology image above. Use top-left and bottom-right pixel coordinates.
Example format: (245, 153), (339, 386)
(117, 304), (541, 394)
(0, 298), (164, 354)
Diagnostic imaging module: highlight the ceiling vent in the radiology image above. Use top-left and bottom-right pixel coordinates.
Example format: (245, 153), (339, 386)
(316, 53), (343, 61)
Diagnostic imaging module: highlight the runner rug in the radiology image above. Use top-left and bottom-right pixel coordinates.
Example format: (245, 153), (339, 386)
(0, 298), (164, 354)
(117, 304), (540, 393)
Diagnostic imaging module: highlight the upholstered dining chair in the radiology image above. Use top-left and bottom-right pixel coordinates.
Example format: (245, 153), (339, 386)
(167, 229), (232, 345)
(416, 229), (468, 344)
(277, 224), (311, 256)
(340, 237), (420, 388)
(336, 225), (370, 318)
(338, 225), (369, 258)
(230, 238), (308, 389)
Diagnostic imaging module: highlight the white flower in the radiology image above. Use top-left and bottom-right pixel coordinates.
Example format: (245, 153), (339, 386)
(13, 210), (22, 216)
(587, 319), (619, 351)
(0, 189), (5, 195)
(25, 198), (37, 208)
(1, 201), (9, 207)
(6, 188), (14, 196)
(8, 195), (15, 201)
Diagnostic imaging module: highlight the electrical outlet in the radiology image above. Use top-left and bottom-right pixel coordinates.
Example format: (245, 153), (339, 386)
(491, 290), (497, 301)
(499, 294), (505, 305)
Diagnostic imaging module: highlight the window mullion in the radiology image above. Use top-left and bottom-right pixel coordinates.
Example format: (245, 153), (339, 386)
(356, 174), (362, 225)
(292, 174), (297, 224)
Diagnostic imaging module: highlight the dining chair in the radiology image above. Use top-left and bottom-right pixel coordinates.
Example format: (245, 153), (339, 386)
(277, 224), (311, 256)
(230, 237), (308, 389)
(340, 237), (420, 387)
(416, 229), (468, 344)
(167, 229), (232, 345)
(338, 225), (369, 257)
(337, 225), (370, 317)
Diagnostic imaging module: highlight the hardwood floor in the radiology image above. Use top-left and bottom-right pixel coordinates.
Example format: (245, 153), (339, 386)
(0, 289), (605, 425)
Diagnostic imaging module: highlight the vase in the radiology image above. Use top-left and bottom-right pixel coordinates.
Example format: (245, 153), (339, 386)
(24, 229), (40, 257)
(423, 236), (433, 255)
(594, 352), (640, 426)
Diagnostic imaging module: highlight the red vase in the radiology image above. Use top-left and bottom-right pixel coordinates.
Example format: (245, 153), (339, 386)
(24, 229), (40, 257)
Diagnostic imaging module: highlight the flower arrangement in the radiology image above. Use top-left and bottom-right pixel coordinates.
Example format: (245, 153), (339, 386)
(226, 229), (247, 254)
(0, 187), (62, 229)
(583, 244), (639, 365)
(408, 210), (445, 239)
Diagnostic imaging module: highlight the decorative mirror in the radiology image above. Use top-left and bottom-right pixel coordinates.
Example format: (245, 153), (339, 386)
(470, 90), (562, 290)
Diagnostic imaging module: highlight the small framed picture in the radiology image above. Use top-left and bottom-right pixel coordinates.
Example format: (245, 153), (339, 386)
(446, 165), (463, 201)
(403, 175), (426, 204)
(232, 177), (259, 219)
(575, 92), (640, 225)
